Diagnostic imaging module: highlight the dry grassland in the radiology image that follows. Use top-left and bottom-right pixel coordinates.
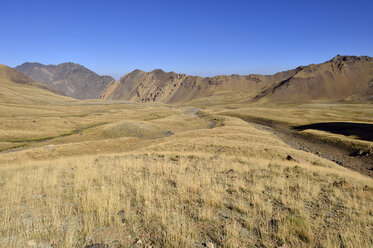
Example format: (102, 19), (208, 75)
(0, 97), (372, 247)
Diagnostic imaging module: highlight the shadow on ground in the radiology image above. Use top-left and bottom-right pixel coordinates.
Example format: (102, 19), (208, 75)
(293, 122), (373, 142)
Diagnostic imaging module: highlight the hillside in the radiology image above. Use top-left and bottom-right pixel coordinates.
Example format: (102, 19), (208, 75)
(0, 64), (70, 104)
(254, 55), (373, 103)
(15, 62), (115, 99)
(102, 55), (373, 104)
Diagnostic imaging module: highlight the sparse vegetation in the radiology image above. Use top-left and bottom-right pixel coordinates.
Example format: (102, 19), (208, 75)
(1, 151), (372, 247)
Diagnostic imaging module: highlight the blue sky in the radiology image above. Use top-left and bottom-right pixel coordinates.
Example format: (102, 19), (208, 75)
(1, 0), (372, 79)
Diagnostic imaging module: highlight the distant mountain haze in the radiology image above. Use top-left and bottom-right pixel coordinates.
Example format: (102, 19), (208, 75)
(101, 55), (373, 103)
(15, 62), (115, 99)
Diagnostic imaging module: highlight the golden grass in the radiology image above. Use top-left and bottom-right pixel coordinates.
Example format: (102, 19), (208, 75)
(0, 91), (372, 247)
(1, 151), (372, 247)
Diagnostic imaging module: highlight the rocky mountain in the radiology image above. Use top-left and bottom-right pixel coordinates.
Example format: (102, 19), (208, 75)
(101, 55), (373, 103)
(15, 62), (115, 99)
(0, 64), (70, 104)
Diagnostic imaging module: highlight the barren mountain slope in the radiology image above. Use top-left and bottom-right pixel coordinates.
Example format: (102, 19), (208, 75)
(101, 68), (301, 103)
(254, 55), (373, 103)
(15, 62), (115, 99)
(102, 55), (373, 104)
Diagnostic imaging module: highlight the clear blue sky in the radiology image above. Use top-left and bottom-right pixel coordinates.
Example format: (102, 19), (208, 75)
(1, 0), (372, 79)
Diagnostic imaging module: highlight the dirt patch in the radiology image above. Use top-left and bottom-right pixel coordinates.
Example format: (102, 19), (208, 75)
(186, 108), (200, 117)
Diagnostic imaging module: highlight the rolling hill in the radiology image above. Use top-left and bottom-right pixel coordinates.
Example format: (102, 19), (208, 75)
(15, 62), (115, 99)
(0, 64), (70, 104)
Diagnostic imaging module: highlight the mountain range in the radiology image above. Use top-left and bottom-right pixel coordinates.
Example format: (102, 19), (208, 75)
(10, 55), (373, 103)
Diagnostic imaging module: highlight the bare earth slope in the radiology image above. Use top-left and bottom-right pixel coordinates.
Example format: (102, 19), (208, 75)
(102, 55), (373, 104)
(15, 62), (115, 99)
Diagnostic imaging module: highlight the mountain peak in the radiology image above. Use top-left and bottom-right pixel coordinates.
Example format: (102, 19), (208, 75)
(131, 69), (145, 74)
(329, 55), (373, 63)
(17, 62), (44, 68)
(151, 69), (166, 74)
(59, 62), (80, 66)
(15, 62), (115, 99)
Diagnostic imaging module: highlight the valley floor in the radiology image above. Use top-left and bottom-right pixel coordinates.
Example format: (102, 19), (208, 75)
(0, 100), (372, 247)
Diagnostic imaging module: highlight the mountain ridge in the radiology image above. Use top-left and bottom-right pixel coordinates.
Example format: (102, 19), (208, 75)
(15, 62), (115, 99)
(13, 55), (373, 103)
(101, 55), (373, 103)
(101, 66), (302, 103)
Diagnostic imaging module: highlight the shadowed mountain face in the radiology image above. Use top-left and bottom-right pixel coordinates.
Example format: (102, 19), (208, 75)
(15, 62), (115, 99)
(101, 55), (373, 104)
